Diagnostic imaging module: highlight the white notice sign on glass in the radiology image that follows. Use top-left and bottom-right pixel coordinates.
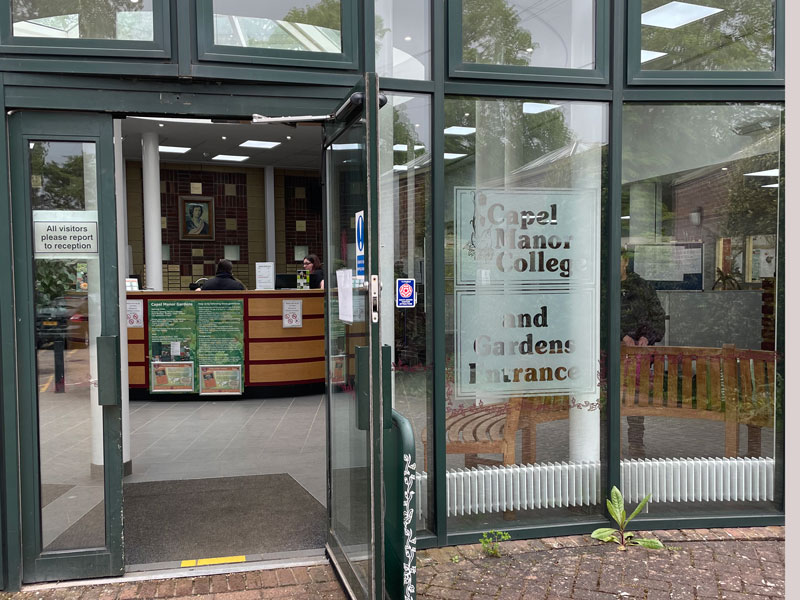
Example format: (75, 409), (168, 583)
(283, 299), (303, 328)
(336, 269), (353, 324)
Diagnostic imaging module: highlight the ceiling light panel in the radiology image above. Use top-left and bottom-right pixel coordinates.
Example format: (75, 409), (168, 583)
(158, 146), (191, 154)
(240, 140), (281, 149)
(743, 169), (779, 177)
(212, 154), (249, 162)
(444, 126), (476, 136)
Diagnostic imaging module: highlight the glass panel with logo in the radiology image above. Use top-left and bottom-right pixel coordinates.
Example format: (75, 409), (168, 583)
(379, 93), (432, 531)
(640, 1), (776, 71)
(12, 0), (154, 41)
(30, 140), (105, 550)
(460, 0), (595, 69)
(444, 97), (608, 531)
(375, 0), (430, 79)
(620, 103), (783, 516)
(211, 0), (342, 53)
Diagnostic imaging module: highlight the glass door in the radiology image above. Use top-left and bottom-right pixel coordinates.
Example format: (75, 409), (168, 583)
(9, 112), (123, 583)
(323, 74), (387, 599)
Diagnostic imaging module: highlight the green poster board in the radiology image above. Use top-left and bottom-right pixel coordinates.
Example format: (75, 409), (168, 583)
(147, 299), (245, 395)
(197, 300), (245, 395)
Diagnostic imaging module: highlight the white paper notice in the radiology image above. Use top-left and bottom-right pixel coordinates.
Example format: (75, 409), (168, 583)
(126, 299), (144, 328)
(282, 299), (303, 328)
(255, 262), (275, 290)
(170, 341), (181, 356)
(336, 269), (354, 324)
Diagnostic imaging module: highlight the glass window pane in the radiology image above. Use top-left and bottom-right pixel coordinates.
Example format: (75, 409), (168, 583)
(444, 97), (607, 532)
(640, 1), (776, 71)
(621, 103), (783, 517)
(12, 0), (154, 41)
(461, 0), (595, 69)
(212, 0), (342, 53)
(30, 141), (105, 550)
(376, 0), (430, 79)
(379, 94), (432, 531)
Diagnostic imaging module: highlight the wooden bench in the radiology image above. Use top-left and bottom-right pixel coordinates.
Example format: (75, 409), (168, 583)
(424, 344), (775, 470)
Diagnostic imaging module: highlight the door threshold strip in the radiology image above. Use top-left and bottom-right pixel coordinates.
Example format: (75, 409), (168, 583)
(19, 550), (328, 592)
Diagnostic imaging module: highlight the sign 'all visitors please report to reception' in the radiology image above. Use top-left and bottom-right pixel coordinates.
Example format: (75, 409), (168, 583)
(454, 187), (599, 401)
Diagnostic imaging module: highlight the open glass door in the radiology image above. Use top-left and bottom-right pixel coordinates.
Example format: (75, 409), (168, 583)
(323, 74), (387, 599)
(8, 112), (123, 583)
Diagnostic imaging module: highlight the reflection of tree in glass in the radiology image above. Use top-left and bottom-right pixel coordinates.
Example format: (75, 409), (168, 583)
(284, 0), (341, 31)
(641, 0), (774, 71)
(462, 0), (537, 66)
(30, 143), (86, 211)
(12, 0), (146, 39)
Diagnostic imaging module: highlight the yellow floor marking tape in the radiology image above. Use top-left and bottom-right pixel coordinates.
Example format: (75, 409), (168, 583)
(181, 556), (246, 568)
(39, 374), (54, 393)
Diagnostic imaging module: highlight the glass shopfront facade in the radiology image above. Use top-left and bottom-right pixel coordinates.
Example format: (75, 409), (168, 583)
(0, 0), (784, 592)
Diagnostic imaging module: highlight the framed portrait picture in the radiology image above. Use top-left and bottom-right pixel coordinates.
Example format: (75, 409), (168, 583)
(179, 196), (215, 241)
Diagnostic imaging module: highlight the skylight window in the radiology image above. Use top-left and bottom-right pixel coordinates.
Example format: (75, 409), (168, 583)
(444, 126), (476, 136)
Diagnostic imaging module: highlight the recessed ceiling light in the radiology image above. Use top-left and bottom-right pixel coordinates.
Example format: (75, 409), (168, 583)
(721, 167), (728, 171)
(286, 136), (292, 140)
(444, 126), (476, 136)
(641, 50), (668, 63)
(404, 36), (412, 41)
(212, 154), (249, 162)
(744, 169), (779, 177)
(621, 215), (631, 220)
(641, 2), (723, 29)
(131, 117), (215, 124)
(522, 102), (558, 115)
(444, 153), (467, 160)
(221, 136), (227, 140)
(158, 145), (191, 154)
(158, 123), (164, 127)
(240, 140), (281, 149)
(331, 143), (362, 151)
(761, 183), (779, 188)
(393, 165), (409, 171)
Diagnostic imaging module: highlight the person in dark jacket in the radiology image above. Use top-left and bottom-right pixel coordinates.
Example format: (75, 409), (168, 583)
(200, 259), (246, 290)
(621, 247), (666, 458)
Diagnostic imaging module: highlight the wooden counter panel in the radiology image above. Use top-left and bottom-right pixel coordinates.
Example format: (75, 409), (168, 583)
(128, 328), (145, 341)
(248, 295), (323, 317)
(128, 343), (145, 363)
(129, 366), (146, 386)
(249, 339), (324, 361)
(250, 361), (325, 384)
(249, 318), (324, 339)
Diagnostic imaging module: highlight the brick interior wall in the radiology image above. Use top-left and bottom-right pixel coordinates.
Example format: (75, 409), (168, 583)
(277, 170), (323, 274)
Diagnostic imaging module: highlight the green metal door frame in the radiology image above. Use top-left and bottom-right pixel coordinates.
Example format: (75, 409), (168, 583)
(8, 111), (123, 583)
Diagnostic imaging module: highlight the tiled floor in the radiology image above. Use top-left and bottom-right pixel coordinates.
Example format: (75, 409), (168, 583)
(126, 394), (327, 506)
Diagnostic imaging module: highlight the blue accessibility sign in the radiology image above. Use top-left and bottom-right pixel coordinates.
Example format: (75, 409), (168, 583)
(396, 278), (416, 308)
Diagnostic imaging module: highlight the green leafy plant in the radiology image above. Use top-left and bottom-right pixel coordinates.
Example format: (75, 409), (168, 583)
(450, 554), (460, 564)
(591, 487), (664, 550)
(479, 529), (511, 557)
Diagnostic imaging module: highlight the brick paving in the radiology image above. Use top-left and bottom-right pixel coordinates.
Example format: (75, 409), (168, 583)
(0, 527), (784, 599)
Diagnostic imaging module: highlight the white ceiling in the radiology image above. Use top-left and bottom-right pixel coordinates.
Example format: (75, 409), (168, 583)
(121, 116), (324, 170)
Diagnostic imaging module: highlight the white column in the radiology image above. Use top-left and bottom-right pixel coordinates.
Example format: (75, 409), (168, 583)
(115, 120), (131, 468)
(142, 131), (163, 290)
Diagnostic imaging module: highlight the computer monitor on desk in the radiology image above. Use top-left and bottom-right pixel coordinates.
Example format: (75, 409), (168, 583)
(275, 273), (297, 289)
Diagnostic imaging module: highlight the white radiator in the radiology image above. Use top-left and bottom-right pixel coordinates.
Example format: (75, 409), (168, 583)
(415, 457), (774, 517)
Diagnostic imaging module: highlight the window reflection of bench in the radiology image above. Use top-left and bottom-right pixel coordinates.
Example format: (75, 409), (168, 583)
(621, 344), (776, 458)
(425, 344), (775, 470)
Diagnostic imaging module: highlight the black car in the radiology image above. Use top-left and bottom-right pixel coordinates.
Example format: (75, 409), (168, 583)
(35, 294), (89, 349)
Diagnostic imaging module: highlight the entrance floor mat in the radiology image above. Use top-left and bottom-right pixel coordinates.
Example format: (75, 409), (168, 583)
(48, 474), (326, 565)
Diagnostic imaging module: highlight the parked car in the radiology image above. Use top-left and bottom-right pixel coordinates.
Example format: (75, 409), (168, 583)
(35, 294), (89, 349)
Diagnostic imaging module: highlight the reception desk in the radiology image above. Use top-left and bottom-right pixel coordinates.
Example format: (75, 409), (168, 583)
(126, 290), (326, 392)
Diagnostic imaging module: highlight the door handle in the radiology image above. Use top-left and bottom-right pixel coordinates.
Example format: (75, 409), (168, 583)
(96, 335), (121, 406)
(355, 345), (369, 431)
